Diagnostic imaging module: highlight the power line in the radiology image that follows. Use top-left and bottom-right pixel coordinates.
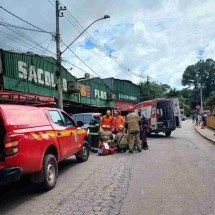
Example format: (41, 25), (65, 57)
(47, 1), (131, 72)
(0, 5), (53, 35)
(52, 1), (147, 79)
(0, 21), (52, 33)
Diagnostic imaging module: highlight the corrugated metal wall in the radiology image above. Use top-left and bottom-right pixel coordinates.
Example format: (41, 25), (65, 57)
(79, 78), (114, 108)
(103, 78), (141, 103)
(0, 50), (78, 102)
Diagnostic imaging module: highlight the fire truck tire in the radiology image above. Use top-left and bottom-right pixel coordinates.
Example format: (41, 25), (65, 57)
(76, 141), (90, 163)
(41, 154), (58, 191)
(165, 131), (171, 137)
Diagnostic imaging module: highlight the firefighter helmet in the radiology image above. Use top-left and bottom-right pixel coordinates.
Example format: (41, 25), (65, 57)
(93, 114), (100, 119)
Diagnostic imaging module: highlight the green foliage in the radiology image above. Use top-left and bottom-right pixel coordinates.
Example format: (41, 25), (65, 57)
(182, 103), (191, 116)
(182, 59), (215, 98)
(139, 81), (170, 101)
(166, 88), (180, 98)
(205, 91), (215, 107)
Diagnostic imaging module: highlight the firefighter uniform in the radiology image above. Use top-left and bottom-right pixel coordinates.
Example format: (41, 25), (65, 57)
(100, 129), (113, 144)
(140, 115), (149, 150)
(125, 111), (141, 153)
(101, 110), (113, 128)
(88, 117), (100, 152)
(114, 131), (128, 152)
(113, 114), (125, 132)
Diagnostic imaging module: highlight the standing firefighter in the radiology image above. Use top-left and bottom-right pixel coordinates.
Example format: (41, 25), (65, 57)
(138, 109), (149, 150)
(125, 107), (142, 153)
(88, 114), (100, 153)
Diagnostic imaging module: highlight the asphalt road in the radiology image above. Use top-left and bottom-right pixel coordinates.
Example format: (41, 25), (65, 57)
(0, 120), (215, 215)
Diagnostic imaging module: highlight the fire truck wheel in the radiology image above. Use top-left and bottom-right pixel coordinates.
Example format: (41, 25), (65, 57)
(76, 141), (90, 163)
(165, 131), (171, 137)
(42, 154), (58, 191)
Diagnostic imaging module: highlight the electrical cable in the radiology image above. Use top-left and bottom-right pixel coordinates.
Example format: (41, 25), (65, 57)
(0, 5), (53, 35)
(0, 21), (52, 33)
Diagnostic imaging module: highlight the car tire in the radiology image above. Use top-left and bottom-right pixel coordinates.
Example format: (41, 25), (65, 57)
(76, 141), (90, 163)
(165, 131), (171, 137)
(41, 154), (58, 191)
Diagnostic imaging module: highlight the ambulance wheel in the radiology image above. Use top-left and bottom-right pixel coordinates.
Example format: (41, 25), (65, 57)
(42, 154), (58, 191)
(165, 131), (171, 137)
(76, 141), (90, 162)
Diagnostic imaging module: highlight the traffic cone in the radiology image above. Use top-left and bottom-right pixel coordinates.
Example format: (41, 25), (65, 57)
(201, 122), (205, 129)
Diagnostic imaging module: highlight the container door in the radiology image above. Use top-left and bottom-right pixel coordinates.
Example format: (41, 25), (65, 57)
(172, 98), (182, 128)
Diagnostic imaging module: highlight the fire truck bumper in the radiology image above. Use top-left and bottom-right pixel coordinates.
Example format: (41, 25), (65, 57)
(0, 167), (23, 185)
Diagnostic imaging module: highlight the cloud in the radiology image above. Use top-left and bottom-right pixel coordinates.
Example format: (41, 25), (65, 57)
(0, 0), (215, 89)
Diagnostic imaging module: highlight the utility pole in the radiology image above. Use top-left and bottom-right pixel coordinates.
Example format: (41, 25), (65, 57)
(55, 0), (66, 109)
(147, 75), (150, 99)
(200, 85), (203, 113)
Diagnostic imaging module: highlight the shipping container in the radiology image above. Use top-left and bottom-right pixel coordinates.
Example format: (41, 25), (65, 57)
(103, 78), (141, 103)
(0, 49), (78, 103)
(79, 77), (115, 108)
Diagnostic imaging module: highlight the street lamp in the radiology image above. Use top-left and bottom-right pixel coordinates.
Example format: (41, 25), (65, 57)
(61, 15), (110, 55)
(56, 12), (110, 109)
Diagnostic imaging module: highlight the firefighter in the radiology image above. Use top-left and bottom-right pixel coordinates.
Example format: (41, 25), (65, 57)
(113, 111), (125, 133)
(88, 114), (100, 153)
(101, 110), (113, 129)
(114, 125), (128, 153)
(138, 109), (149, 150)
(125, 107), (141, 153)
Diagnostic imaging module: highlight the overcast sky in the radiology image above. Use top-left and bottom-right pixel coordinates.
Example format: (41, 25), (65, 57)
(0, 0), (214, 88)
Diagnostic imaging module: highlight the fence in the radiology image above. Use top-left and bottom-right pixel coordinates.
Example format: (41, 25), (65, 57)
(206, 116), (215, 129)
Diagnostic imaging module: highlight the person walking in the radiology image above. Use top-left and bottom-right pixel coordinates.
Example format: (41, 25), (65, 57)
(113, 110), (125, 133)
(125, 107), (141, 153)
(192, 114), (195, 124)
(101, 110), (113, 129)
(88, 114), (100, 153)
(197, 113), (202, 126)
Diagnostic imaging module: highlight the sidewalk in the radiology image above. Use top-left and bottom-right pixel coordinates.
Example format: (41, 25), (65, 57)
(194, 124), (215, 144)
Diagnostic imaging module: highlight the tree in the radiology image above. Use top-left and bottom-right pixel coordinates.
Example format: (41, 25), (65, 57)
(139, 81), (170, 101)
(166, 88), (180, 97)
(182, 59), (215, 98)
(205, 91), (215, 107)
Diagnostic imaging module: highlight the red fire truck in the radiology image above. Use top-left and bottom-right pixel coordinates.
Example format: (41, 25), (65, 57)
(134, 98), (182, 136)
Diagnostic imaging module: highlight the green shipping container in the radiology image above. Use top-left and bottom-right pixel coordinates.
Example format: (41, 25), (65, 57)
(0, 49), (78, 102)
(103, 78), (141, 103)
(79, 77), (115, 108)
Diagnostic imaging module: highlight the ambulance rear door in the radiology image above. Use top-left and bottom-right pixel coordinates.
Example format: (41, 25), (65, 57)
(172, 98), (182, 128)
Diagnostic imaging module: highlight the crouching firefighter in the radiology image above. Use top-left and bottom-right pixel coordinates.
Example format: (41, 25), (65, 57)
(99, 125), (113, 145)
(114, 125), (128, 153)
(88, 114), (100, 153)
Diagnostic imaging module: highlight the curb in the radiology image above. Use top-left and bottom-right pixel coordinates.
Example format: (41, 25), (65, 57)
(193, 126), (215, 145)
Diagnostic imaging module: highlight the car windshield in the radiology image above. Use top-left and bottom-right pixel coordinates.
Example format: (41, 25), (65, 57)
(83, 115), (92, 124)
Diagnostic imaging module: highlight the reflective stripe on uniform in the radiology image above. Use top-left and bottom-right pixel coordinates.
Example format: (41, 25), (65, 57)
(88, 133), (99, 135)
(89, 125), (99, 128)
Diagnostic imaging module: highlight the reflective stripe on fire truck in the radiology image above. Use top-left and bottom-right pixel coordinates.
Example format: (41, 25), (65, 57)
(30, 129), (86, 140)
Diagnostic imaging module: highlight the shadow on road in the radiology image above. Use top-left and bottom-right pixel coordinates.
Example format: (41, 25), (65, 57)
(147, 133), (181, 140)
(0, 156), (78, 213)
